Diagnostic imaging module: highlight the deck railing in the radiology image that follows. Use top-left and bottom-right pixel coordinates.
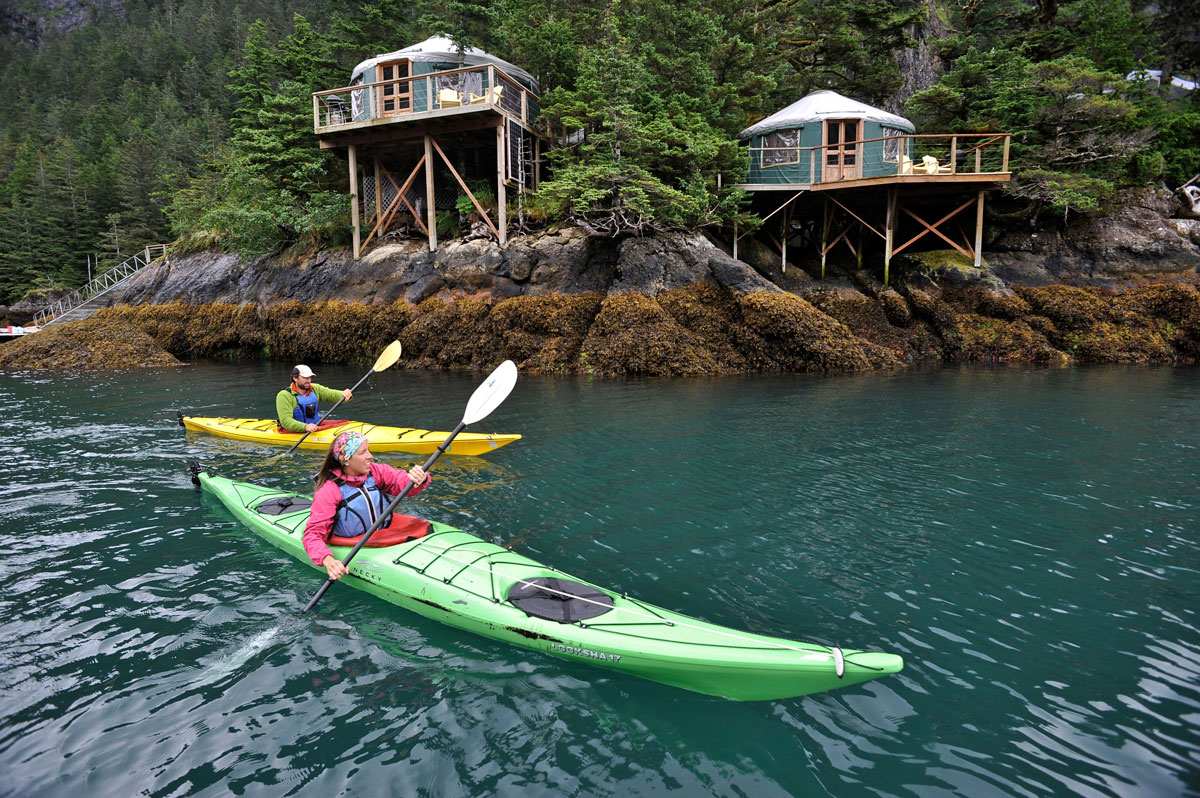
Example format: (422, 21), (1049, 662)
(313, 64), (540, 133)
(33, 244), (167, 328)
(746, 132), (1011, 185)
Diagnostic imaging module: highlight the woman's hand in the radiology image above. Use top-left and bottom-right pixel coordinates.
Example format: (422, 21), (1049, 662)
(407, 465), (427, 488)
(322, 555), (349, 581)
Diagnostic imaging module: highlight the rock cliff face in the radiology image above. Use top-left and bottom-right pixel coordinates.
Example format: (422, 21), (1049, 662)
(985, 188), (1200, 286)
(111, 228), (780, 307)
(5, 190), (1197, 374)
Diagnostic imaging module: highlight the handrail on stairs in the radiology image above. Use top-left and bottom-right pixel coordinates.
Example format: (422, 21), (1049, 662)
(33, 244), (167, 328)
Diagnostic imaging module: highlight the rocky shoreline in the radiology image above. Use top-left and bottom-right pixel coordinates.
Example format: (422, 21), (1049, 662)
(2, 187), (1198, 374)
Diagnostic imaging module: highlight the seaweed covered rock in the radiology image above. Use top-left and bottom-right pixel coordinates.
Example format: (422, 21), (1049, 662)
(400, 297), (495, 369)
(1012, 285), (1194, 364)
(1014, 286), (1113, 330)
(735, 291), (895, 371)
(657, 283), (769, 370)
(0, 316), (182, 370)
(956, 314), (1068, 364)
(580, 293), (723, 376)
(488, 293), (603, 373)
(803, 285), (944, 363)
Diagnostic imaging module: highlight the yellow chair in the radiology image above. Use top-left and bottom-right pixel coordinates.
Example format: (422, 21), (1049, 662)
(437, 88), (461, 107)
(920, 155), (954, 174)
(469, 85), (503, 105)
(899, 154), (914, 175)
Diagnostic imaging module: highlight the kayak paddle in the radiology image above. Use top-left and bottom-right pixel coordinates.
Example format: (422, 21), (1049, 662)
(282, 340), (403, 455)
(300, 359), (519, 615)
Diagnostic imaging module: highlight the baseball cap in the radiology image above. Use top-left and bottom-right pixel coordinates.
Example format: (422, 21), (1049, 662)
(293, 365), (315, 378)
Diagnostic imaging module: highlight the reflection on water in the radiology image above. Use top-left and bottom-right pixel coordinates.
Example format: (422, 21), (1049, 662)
(0, 363), (1198, 797)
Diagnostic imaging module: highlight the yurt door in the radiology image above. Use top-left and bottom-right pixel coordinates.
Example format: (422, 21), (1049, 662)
(823, 119), (861, 181)
(376, 59), (413, 116)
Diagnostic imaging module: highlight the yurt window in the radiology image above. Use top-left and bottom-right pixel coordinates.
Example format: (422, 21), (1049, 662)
(377, 60), (412, 115)
(351, 74), (366, 119)
(762, 129), (800, 167)
(882, 127), (905, 163)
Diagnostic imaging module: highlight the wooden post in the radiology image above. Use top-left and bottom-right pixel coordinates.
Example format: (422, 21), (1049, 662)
(1002, 136), (1010, 172)
(313, 93), (320, 131)
(950, 135), (957, 175)
(820, 198), (828, 279)
(496, 124), (507, 245)
(974, 191), (985, 268)
(884, 188), (897, 286)
(424, 135), (437, 251)
(348, 144), (360, 258)
(781, 201), (788, 274)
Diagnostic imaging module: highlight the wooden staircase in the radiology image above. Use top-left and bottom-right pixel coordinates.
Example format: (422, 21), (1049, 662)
(33, 245), (167, 329)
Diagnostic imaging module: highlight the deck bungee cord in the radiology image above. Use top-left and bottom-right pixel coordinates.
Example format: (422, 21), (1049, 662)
(380, 534), (874, 677)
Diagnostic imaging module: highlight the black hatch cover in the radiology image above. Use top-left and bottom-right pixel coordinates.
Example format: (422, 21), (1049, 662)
(507, 577), (614, 623)
(256, 496), (313, 515)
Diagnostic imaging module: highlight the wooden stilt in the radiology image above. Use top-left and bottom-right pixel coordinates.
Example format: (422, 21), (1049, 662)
(974, 191), (985, 268)
(856, 223), (863, 270)
(781, 201), (788, 274)
(348, 144), (360, 258)
(497, 124), (507, 244)
(884, 189), (897, 286)
(733, 221), (738, 261)
(820, 198), (828, 279)
(424, 135), (437, 252)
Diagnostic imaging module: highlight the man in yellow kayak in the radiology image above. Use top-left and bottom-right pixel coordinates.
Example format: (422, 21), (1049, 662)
(276, 365), (353, 433)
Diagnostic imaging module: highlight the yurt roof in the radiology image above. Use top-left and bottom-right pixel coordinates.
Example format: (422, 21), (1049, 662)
(352, 36), (538, 94)
(739, 90), (914, 139)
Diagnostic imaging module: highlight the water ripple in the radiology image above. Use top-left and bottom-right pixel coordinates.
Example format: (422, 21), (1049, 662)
(0, 365), (1198, 796)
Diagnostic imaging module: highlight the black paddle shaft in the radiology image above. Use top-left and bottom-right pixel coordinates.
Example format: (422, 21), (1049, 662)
(300, 421), (467, 615)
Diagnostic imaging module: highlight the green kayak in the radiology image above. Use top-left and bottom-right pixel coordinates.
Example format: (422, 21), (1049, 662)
(196, 469), (903, 701)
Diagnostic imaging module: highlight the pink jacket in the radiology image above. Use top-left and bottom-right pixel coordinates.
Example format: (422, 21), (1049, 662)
(303, 462), (430, 566)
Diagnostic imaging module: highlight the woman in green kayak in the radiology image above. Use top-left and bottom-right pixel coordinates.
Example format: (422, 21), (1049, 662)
(303, 430), (430, 581)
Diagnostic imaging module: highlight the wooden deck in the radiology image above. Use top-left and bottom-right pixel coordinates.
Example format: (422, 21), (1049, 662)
(734, 171), (1011, 192)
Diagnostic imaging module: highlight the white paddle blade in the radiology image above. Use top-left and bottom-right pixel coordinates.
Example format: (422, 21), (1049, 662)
(463, 360), (518, 425)
(372, 340), (403, 372)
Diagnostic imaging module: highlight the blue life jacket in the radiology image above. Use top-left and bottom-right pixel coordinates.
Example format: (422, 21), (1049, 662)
(292, 386), (319, 424)
(333, 473), (394, 539)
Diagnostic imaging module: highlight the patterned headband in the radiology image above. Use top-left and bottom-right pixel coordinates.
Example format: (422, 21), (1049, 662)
(333, 431), (365, 464)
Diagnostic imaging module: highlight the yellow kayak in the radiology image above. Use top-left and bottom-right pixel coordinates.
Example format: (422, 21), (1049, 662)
(180, 415), (521, 456)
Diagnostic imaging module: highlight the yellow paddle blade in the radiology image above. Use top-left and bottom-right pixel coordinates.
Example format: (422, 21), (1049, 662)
(372, 340), (403, 372)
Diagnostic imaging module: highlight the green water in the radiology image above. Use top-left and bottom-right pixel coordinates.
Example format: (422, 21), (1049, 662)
(1, 362), (1197, 797)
